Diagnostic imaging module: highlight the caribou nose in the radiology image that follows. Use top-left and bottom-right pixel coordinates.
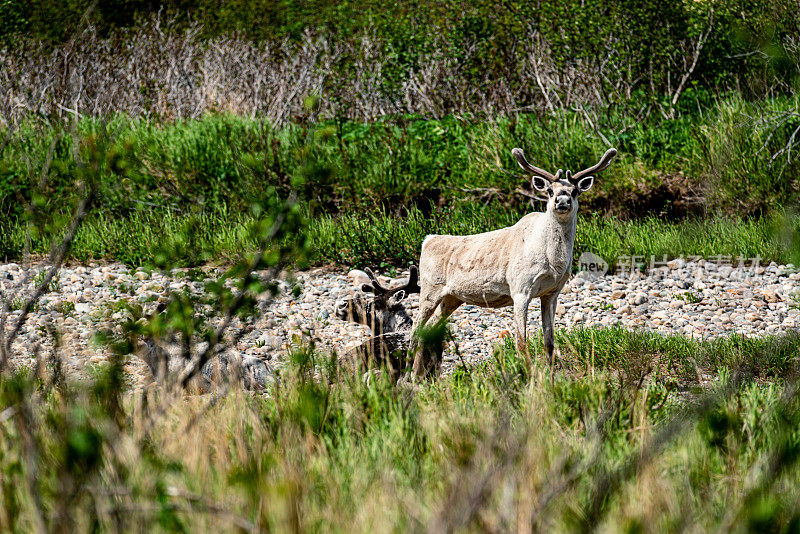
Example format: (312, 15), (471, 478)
(334, 299), (348, 318)
(555, 195), (571, 211)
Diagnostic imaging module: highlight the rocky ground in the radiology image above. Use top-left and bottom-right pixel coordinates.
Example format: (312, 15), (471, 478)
(1, 260), (798, 385)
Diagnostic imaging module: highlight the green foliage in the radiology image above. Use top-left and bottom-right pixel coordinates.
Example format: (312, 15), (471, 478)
(2, 0), (154, 42)
(0, 98), (798, 268)
(0, 0), (27, 40)
(308, 206), (793, 269)
(5, 0), (798, 105)
(534, 0), (694, 91)
(699, 97), (800, 215)
(548, 327), (800, 383)
(577, 213), (794, 270)
(0, 201), (793, 268)
(2, 97), (798, 223)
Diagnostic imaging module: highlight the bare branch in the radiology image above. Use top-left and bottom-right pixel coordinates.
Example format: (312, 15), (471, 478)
(669, 9), (715, 116)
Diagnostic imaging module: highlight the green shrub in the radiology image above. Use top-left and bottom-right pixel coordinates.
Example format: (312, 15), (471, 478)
(698, 97), (800, 215)
(8, 0), (797, 105)
(3, 98), (797, 225)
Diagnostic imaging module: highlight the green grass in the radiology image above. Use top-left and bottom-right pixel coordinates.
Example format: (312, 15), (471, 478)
(578, 214), (793, 269)
(3, 329), (800, 531)
(2, 203), (796, 268)
(1, 95), (798, 225)
(541, 327), (800, 384)
(1, 95), (797, 267)
(309, 206), (796, 269)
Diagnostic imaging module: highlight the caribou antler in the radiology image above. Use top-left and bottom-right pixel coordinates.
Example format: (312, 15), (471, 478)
(362, 266), (420, 298)
(570, 148), (618, 182)
(511, 148), (560, 183)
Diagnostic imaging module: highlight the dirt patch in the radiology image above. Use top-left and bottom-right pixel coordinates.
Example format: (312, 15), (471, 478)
(584, 171), (706, 219)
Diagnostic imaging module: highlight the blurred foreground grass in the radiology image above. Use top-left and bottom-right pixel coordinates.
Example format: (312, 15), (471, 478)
(2, 329), (800, 531)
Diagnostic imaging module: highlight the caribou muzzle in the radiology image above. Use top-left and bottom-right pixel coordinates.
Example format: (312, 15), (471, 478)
(554, 194), (572, 213)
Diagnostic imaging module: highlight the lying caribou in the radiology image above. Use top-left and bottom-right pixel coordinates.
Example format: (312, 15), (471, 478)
(334, 266), (420, 377)
(141, 337), (273, 392)
(412, 148), (618, 377)
(139, 303), (273, 392)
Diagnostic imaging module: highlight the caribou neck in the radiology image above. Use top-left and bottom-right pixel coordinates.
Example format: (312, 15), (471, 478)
(544, 207), (577, 234)
(542, 208), (577, 275)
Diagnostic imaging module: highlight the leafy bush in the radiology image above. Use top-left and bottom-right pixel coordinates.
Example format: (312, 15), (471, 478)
(1, 98), (796, 225)
(699, 97), (800, 215)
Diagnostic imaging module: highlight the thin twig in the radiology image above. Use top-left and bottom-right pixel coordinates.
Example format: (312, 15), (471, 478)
(669, 9), (714, 115)
(0, 192), (92, 370)
(178, 195), (296, 386)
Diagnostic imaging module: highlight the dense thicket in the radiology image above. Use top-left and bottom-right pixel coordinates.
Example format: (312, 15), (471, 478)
(1, 0), (798, 122)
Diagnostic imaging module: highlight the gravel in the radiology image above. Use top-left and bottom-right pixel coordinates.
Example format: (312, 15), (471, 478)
(1, 260), (798, 384)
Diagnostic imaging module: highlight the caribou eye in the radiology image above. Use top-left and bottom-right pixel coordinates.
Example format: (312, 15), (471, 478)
(547, 188), (554, 197)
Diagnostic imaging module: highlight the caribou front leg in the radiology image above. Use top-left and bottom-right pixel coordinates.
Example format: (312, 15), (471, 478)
(540, 293), (557, 368)
(513, 294), (532, 369)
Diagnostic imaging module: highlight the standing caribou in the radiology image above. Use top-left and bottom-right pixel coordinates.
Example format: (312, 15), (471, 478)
(412, 147), (618, 377)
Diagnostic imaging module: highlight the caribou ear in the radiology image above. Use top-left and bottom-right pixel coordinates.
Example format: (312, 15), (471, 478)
(532, 176), (549, 191)
(576, 176), (594, 192)
(361, 283), (374, 293)
(388, 290), (406, 305)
